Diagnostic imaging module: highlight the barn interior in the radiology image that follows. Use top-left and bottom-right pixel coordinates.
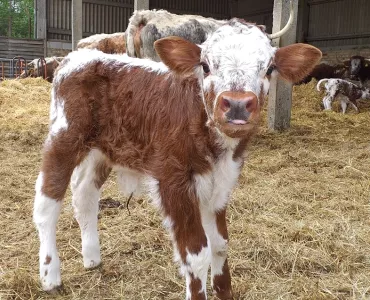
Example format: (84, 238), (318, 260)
(1, 1), (370, 299)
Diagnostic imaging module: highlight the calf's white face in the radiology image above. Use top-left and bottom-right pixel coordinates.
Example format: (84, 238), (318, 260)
(155, 20), (322, 138)
(201, 22), (275, 99)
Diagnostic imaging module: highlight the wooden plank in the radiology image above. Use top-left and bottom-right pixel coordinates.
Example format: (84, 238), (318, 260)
(84, 0), (132, 9)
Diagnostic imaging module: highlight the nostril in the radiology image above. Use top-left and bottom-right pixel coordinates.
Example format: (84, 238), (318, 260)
(221, 98), (231, 111)
(245, 97), (257, 112)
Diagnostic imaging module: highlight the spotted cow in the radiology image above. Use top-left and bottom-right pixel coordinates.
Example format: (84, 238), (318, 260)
(125, 7), (291, 62)
(317, 78), (370, 113)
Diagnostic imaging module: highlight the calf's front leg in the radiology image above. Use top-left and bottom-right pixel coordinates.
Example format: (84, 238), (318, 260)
(202, 208), (233, 300)
(157, 181), (211, 300)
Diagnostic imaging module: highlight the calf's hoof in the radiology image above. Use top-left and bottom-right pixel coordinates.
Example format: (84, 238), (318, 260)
(213, 289), (233, 300)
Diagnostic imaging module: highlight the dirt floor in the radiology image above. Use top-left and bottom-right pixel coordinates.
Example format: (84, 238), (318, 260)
(0, 78), (369, 300)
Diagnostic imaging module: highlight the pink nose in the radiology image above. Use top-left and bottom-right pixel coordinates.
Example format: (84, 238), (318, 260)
(220, 94), (258, 113)
(218, 91), (258, 123)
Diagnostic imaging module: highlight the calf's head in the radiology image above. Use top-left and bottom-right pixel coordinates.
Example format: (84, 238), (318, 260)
(349, 56), (363, 77)
(155, 20), (321, 138)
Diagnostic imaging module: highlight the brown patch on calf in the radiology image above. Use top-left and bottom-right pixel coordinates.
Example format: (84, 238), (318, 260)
(189, 273), (207, 300)
(212, 209), (233, 299)
(78, 33), (126, 54)
(94, 162), (111, 189)
(44, 255), (52, 265)
(213, 260), (233, 300)
(41, 133), (87, 201)
(233, 137), (252, 161)
(134, 24), (144, 58)
(216, 209), (228, 240)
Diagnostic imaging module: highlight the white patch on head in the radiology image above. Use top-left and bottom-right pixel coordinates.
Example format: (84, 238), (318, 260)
(201, 21), (276, 98)
(362, 88), (370, 99)
(351, 58), (361, 73)
(54, 49), (169, 87)
(33, 172), (62, 291)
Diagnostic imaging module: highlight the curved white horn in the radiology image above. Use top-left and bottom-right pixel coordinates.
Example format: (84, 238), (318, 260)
(267, 0), (294, 40)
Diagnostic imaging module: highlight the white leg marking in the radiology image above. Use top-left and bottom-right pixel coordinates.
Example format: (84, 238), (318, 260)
(182, 246), (211, 299)
(350, 101), (359, 112)
(71, 149), (106, 268)
(323, 95), (333, 110)
(201, 207), (228, 287)
(33, 172), (62, 291)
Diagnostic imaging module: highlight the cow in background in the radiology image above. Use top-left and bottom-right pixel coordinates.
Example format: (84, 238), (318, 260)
(125, 9), (227, 61)
(125, 8), (292, 62)
(33, 14), (322, 300)
(19, 57), (64, 83)
(346, 55), (370, 86)
(77, 32), (126, 54)
(317, 78), (370, 113)
(299, 61), (349, 84)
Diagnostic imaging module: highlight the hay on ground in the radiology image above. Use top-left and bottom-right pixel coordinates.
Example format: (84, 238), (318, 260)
(0, 78), (369, 299)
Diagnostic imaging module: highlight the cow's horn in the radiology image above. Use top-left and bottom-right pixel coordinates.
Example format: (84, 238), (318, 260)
(267, 0), (294, 40)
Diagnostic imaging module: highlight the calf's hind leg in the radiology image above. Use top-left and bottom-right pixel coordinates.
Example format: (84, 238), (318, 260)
(71, 149), (111, 269)
(33, 137), (83, 291)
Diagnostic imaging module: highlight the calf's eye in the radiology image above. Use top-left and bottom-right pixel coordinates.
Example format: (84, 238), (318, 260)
(266, 65), (275, 76)
(201, 62), (210, 75)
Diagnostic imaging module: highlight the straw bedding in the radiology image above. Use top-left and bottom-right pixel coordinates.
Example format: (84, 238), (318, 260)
(0, 78), (369, 299)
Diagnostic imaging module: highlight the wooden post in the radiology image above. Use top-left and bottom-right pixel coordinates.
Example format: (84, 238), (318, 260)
(268, 0), (299, 131)
(35, 0), (47, 39)
(297, 0), (309, 43)
(8, 0), (12, 37)
(72, 0), (83, 51)
(134, 0), (149, 11)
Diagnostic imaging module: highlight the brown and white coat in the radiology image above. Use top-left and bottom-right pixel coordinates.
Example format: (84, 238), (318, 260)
(33, 19), (321, 300)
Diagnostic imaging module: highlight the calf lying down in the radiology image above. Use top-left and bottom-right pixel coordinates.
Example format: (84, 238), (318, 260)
(317, 78), (370, 113)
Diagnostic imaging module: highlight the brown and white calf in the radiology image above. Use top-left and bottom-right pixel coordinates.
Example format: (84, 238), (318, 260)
(77, 32), (126, 54)
(33, 19), (321, 299)
(317, 78), (370, 113)
(19, 57), (64, 82)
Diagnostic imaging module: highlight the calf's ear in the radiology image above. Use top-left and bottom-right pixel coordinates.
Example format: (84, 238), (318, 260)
(274, 43), (322, 83)
(154, 36), (201, 75)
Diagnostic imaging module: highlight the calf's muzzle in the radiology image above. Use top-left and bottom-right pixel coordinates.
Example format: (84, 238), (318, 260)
(217, 91), (258, 124)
